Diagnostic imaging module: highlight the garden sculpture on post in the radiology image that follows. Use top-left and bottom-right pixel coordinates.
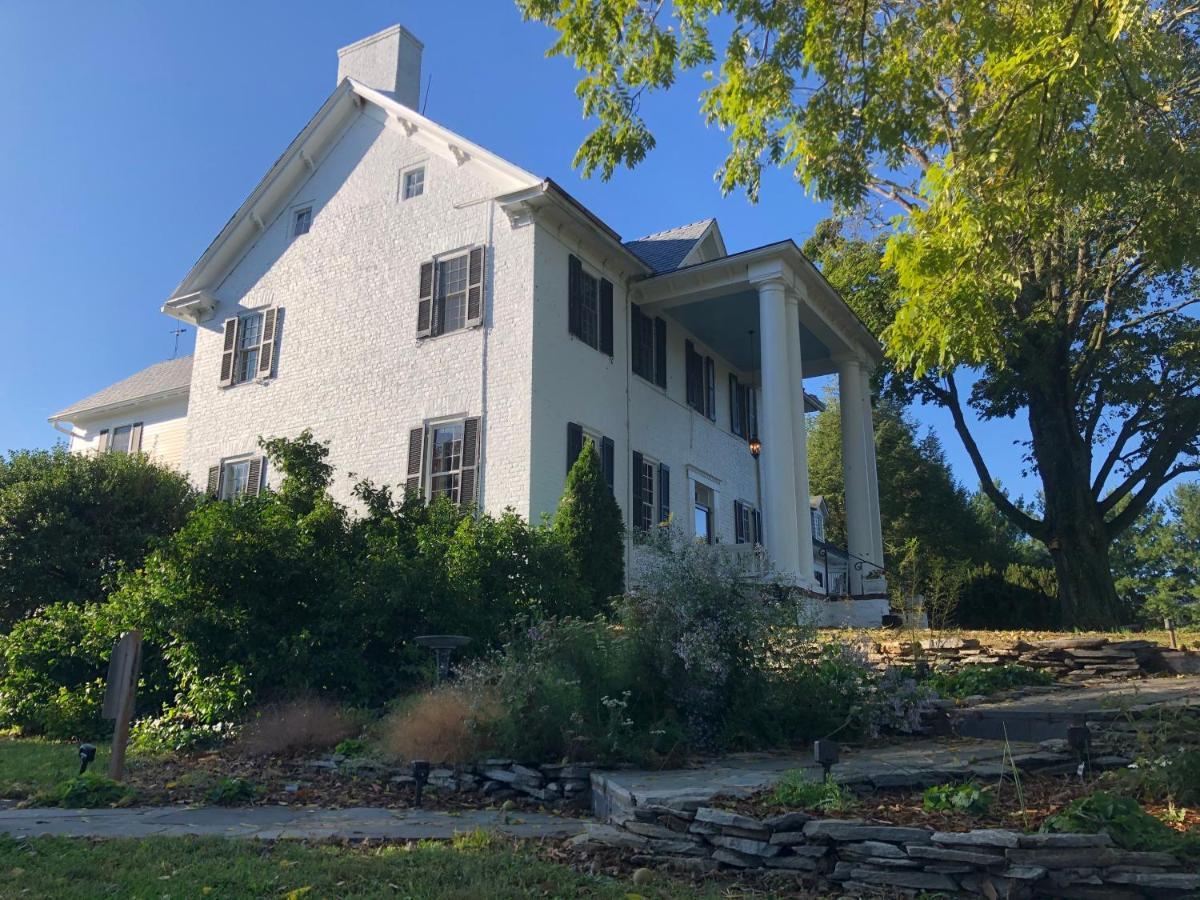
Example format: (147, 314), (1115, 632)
(518, 0), (1200, 628)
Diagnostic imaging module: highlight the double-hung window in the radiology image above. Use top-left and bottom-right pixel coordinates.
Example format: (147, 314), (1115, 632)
(729, 374), (759, 441)
(693, 481), (714, 544)
(207, 455), (264, 500)
(96, 422), (143, 455)
(402, 165), (425, 200)
(219, 308), (279, 387)
(630, 305), (667, 388)
(632, 451), (670, 531)
(416, 247), (485, 339)
(428, 422), (465, 503)
(292, 206), (312, 237)
(404, 417), (482, 508)
(567, 254), (613, 356)
(734, 500), (763, 546)
(685, 341), (715, 417)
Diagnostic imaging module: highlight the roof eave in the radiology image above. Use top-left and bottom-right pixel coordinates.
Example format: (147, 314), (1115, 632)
(49, 385), (190, 425)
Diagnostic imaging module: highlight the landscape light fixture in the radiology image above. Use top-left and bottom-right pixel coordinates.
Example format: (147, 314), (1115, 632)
(78, 743), (97, 775)
(411, 759), (430, 808)
(813, 739), (840, 779)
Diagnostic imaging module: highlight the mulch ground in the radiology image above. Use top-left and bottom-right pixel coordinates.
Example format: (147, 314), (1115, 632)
(723, 773), (1199, 834)
(119, 751), (546, 813)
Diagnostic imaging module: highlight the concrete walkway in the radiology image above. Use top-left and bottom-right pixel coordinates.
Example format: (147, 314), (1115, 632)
(0, 805), (588, 841)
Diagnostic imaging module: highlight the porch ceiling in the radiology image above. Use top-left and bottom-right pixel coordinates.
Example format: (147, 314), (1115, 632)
(667, 290), (834, 374)
(629, 240), (884, 379)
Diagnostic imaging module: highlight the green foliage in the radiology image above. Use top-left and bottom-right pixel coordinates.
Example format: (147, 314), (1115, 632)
(953, 564), (1062, 630)
(0, 446), (194, 626)
(36, 772), (136, 809)
(770, 771), (855, 812)
(806, 395), (989, 564)
(923, 782), (992, 815)
(334, 738), (368, 758)
(927, 665), (1053, 701)
(519, 0), (1200, 630)
(553, 439), (624, 614)
(1042, 792), (1195, 855)
(0, 738), (111, 801)
(1112, 483), (1200, 626)
(206, 777), (259, 806)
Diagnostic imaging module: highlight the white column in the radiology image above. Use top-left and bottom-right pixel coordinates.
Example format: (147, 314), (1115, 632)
(863, 377), (885, 566)
(838, 358), (880, 594)
(756, 278), (802, 579)
(785, 294), (816, 583)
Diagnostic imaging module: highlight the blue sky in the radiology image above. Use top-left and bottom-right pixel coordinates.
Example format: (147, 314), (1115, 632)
(0, 1), (1041, 500)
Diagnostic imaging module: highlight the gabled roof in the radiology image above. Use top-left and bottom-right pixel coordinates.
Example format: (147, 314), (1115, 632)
(50, 356), (193, 421)
(624, 219), (724, 274)
(164, 78), (542, 319)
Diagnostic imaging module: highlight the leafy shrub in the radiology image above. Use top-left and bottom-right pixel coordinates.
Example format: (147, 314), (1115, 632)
(206, 777), (260, 806)
(923, 781), (992, 814)
(953, 564), (1061, 629)
(334, 738), (369, 758)
(128, 712), (234, 756)
(928, 664), (1053, 700)
(381, 686), (500, 764)
(237, 698), (361, 757)
(770, 771), (856, 812)
(1042, 792), (1192, 853)
(0, 446), (194, 627)
(36, 773), (137, 809)
(553, 440), (624, 614)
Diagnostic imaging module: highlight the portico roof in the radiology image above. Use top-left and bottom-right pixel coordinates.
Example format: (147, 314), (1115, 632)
(629, 241), (884, 377)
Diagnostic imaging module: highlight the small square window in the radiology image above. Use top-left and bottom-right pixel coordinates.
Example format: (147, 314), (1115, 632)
(292, 206), (312, 237)
(403, 167), (425, 200)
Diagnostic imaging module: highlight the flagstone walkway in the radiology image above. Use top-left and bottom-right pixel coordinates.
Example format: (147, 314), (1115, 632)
(0, 805), (588, 841)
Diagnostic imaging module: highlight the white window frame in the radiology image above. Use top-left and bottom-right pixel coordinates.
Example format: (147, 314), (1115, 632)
(233, 311), (264, 385)
(687, 468), (720, 544)
(432, 248), (472, 337)
(735, 499), (761, 546)
(424, 417), (466, 504)
(401, 163), (427, 201)
(290, 202), (313, 240)
(636, 453), (658, 531)
(107, 424), (134, 455)
(577, 263), (601, 350)
(811, 507), (826, 543)
(218, 455), (257, 501)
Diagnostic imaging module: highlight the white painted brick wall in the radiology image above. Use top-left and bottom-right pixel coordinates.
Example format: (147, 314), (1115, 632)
(183, 106), (535, 515)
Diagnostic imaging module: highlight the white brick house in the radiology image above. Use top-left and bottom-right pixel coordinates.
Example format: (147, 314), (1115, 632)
(50, 26), (888, 623)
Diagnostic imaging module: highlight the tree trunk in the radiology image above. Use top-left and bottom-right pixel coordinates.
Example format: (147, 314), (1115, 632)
(1026, 381), (1124, 628)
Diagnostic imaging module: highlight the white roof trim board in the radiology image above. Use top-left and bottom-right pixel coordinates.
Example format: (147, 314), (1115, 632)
(50, 356), (193, 422)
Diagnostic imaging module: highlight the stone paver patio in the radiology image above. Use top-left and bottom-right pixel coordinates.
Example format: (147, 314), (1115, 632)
(0, 805), (588, 841)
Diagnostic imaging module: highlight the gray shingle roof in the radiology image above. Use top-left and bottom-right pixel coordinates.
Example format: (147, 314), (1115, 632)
(624, 219), (714, 274)
(51, 356), (193, 420)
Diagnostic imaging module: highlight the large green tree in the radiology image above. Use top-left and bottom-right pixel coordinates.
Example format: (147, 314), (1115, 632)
(519, 1), (1200, 625)
(1111, 482), (1200, 624)
(807, 395), (992, 564)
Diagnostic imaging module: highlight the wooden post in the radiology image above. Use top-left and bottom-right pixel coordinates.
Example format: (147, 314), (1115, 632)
(1166, 618), (1179, 651)
(103, 630), (142, 782)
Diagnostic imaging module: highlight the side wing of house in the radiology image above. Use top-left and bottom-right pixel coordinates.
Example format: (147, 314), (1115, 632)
(168, 82), (543, 513)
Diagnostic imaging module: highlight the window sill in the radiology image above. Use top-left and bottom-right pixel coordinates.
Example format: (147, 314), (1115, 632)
(417, 324), (482, 344)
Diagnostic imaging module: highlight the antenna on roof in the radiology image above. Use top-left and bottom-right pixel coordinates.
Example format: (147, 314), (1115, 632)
(421, 74), (431, 115)
(169, 327), (187, 360)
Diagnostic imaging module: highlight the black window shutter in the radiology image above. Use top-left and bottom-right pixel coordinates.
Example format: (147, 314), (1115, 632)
(567, 254), (583, 339)
(417, 261), (434, 338)
(630, 304), (644, 376)
(206, 464), (221, 498)
(658, 462), (670, 525)
(599, 278), (614, 356)
(654, 318), (667, 388)
(704, 357), (716, 420)
(246, 457), (264, 497)
(734, 500), (745, 543)
(752, 508), (763, 545)
(601, 436), (615, 493)
(631, 450), (645, 529)
(466, 246), (485, 328)
(684, 340), (697, 409)
(218, 317), (239, 386)
(566, 421), (584, 474)
(729, 374), (742, 436)
(405, 426), (425, 496)
(460, 416), (481, 508)
(748, 387), (759, 440)
(258, 307), (279, 375)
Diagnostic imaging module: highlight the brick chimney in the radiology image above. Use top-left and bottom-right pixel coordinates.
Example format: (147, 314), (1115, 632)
(336, 25), (423, 110)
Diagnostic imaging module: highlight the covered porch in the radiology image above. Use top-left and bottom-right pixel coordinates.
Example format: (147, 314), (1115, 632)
(630, 241), (887, 605)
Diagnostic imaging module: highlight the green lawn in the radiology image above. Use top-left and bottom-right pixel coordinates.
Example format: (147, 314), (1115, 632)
(0, 737), (111, 800)
(0, 834), (718, 899)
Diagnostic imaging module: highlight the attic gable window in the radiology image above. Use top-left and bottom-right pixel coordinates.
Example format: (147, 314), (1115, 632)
(402, 166), (425, 200)
(292, 206), (312, 237)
